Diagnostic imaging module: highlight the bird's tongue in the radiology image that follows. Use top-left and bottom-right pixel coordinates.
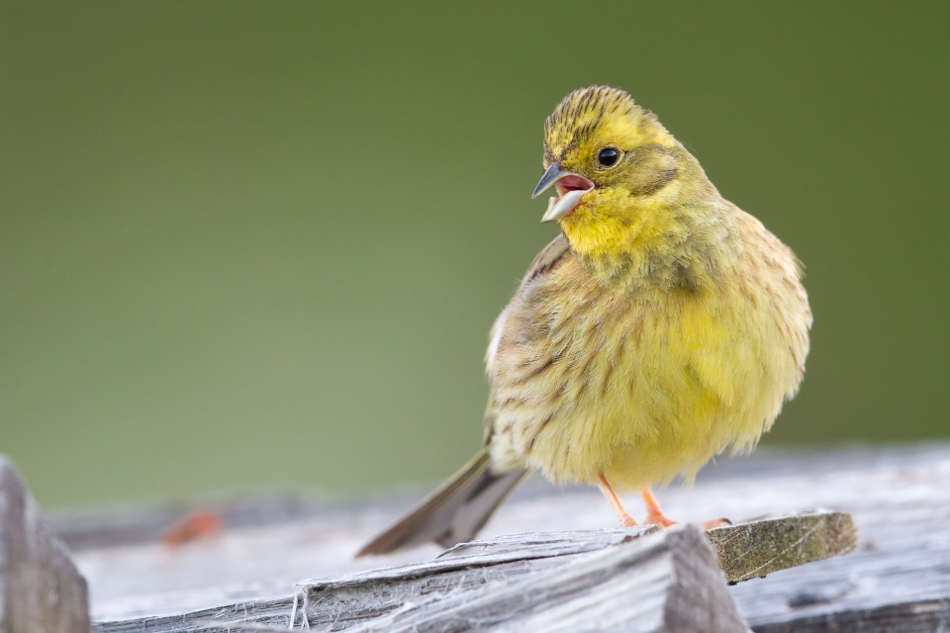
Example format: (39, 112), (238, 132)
(541, 176), (594, 223)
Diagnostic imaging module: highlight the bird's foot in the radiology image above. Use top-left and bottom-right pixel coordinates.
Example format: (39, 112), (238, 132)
(644, 509), (677, 528)
(618, 513), (639, 528)
(644, 512), (730, 530)
(640, 487), (677, 528)
(640, 487), (728, 529)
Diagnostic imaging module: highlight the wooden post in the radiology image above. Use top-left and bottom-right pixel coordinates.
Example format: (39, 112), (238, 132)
(0, 457), (90, 633)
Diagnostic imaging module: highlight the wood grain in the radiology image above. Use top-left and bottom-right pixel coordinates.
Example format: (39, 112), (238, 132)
(42, 444), (950, 632)
(91, 512), (852, 632)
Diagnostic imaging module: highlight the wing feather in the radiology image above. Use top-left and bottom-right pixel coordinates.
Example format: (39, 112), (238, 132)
(483, 233), (572, 443)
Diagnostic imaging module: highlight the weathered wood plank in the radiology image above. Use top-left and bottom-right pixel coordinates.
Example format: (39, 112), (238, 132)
(437, 511), (856, 584)
(0, 456), (90, 633)
(305, 525), (748, 633)
(93, 512), (850, 632)
(55, 444), (950, 631)
(708, 511), (857, 583)
(170, 525), (750, 633)
(752, 600), (950, 633)
(725, 446), (950, 632)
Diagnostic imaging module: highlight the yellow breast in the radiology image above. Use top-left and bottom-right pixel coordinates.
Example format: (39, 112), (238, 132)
(488, 211), (810, 492)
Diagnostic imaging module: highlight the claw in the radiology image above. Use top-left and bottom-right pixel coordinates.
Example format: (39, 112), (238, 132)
(644, 510), (677, 528)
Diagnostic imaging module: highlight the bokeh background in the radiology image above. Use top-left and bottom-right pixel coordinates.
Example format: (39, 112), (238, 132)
(3, 2), (948, 508)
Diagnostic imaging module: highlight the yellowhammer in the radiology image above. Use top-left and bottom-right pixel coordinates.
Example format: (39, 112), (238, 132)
(358, 86), (811, 556)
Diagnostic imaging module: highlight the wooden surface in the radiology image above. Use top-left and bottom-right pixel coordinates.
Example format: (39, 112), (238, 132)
(90, 512), (852, 632)
(43, 443), (950, 631)
(298, 525), (749, 633)
(724, 445), (950, 632)
(0, 457), (90, 633)
(708, 511), (856, 584)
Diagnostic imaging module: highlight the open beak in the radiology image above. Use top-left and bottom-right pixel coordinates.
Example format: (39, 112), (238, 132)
(532, 162), (595, 223)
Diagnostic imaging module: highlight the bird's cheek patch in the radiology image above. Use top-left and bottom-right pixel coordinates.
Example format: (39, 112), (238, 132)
(627, 150), (678, 197)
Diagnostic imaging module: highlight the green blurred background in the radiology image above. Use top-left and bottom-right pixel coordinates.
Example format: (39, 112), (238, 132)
(2, 2), (948, 508)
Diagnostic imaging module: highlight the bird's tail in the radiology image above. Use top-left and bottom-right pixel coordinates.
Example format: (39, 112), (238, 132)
(356, 448), (527, 557)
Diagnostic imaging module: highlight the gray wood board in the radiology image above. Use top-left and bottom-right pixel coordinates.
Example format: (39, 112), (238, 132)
(91, 512), (851, 632)
(96, 524), (756, 633)
(54, 444), (950, 630)
(300, 525), (749, 633)
(0, 457), (90, 633)
(727, 445), (950, 631)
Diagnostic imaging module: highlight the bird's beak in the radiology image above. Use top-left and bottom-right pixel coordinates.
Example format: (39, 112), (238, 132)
(532, 162), (595, 223)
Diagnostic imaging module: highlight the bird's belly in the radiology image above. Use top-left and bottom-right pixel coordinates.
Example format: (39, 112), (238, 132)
(491, 289), (798, 491)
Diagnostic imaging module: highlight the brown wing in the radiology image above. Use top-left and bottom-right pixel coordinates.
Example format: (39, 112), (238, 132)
(519, 232), (572, 291)
(482, 233), (573, 443)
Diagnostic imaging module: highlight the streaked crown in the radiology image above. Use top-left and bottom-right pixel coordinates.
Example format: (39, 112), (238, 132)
(543, 86), (670, 167)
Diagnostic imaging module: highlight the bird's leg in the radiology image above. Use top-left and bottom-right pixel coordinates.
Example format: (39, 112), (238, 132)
(596, 474), (638, 527)
(639, 487), (731, 529)
(639, 487), (677, 528)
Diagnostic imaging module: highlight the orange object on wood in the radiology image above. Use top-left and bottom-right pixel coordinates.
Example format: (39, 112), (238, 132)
(162, 511), (222, 546)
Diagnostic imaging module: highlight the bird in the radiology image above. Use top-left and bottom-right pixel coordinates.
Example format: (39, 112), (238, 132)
(357, 86), (811, 556)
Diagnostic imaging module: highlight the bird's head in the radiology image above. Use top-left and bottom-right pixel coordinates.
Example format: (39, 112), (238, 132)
(532, 87), (715, 262)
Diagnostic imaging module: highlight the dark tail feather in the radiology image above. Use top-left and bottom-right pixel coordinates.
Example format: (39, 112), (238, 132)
(356, 448), (527, 557)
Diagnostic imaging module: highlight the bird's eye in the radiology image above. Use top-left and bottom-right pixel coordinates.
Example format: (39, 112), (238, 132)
(597, 147), (621, 167)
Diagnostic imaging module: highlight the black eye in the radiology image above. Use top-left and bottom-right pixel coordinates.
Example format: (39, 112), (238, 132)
(597, 147), (620, 167)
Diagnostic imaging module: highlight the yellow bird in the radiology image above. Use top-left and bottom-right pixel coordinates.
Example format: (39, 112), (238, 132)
(358, 86), (811, 556)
